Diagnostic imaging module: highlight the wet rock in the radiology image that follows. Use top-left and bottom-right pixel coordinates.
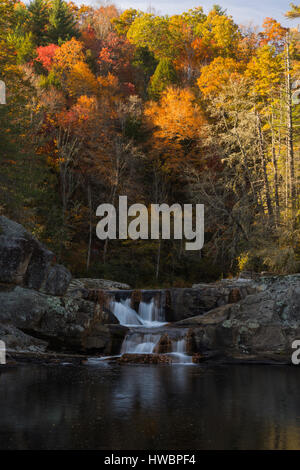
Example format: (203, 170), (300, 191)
(118, 353), (172, 364)
(153, 334), (173, 354)
(97, 306), (119, 325)
(84, 324), (128, 354)
(192, 353), (205, 363)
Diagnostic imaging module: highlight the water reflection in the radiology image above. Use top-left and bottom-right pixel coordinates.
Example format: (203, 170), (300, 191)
(0, 364), (300, 449)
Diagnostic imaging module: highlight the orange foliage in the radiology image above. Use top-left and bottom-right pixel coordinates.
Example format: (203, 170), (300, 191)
(145, 87), (207, 171)
(66, 61), (99, 97)
(53, 38), (85, 73)
(259, 18), (287, 49)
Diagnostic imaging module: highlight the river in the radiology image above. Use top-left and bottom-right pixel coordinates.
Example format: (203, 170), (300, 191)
(0, 362), (300, 449)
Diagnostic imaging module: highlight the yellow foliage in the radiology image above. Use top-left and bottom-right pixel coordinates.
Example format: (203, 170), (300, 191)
(197, 57), (244, 97)
(246, 45), (284, 97)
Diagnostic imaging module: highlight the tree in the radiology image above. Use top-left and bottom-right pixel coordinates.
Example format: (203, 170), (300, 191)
(195, 7), (240, 59)
(35, 44), (59, 71)
(112, 8), (142, 36)
(27, 0), (49, 46)
(285, 3), (300, 19)
(127, 13), (174, 60)
(132, 46), (158, 98)
(98, 32), (134, 84)
(86, 4), (119, 41)
(148, 58), (177, 100)
(197, 57), (243, 97)
(48, 0), (78, 44)
(259, 17), (286, 51)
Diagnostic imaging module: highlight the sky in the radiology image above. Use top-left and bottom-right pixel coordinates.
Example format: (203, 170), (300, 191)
(89, 0), (300, 28)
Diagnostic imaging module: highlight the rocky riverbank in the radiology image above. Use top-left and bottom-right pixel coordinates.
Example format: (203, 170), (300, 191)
(0, 215), (299, 365)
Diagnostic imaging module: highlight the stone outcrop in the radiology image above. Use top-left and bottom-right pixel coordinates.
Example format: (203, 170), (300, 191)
(0, 216), (128, 355)
(167, 279), (258, 322)
(0, 216), (71, 296)
(176, 275), (300, 362)
(0, 284), (127, 353)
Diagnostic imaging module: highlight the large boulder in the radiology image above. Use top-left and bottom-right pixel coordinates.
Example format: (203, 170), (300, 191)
(167, 279), (258, 322)
(0, 285), (124, 354)
(176, 275), (300, 361)
(0, 216), (72, 296)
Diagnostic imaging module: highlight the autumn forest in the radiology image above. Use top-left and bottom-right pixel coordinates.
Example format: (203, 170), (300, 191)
(0, 0), (299, 287)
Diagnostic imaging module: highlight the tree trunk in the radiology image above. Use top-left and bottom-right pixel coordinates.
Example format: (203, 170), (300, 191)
(256, 112), (274, 221)
(271, 110), (280, 223)
(285, 31), (296, 213)
(86, 183), (92, 272)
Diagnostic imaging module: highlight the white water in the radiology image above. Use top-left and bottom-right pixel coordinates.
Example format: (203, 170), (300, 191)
(107, 294), (194, 365)
(110, 299), (143, 326)
(111, 298), (166, 328)
(121, 333), (160, 354)
(138, 299), (164, 325)
(170, 338), (193, 364)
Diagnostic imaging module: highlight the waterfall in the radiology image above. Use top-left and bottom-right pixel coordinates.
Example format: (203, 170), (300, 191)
(100, 292), (195, 365)
(138, 299), (165, 326)
(121, 333), (160, 354)
(170, 338), (193, 364)
(111, 296), (166, 327)
(110, 299), (143, 326)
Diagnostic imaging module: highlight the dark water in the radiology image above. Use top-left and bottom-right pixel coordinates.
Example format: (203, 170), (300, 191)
(1, 362), (300, 450)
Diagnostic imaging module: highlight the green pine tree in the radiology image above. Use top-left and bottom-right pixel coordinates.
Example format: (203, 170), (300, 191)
(148, 58), (178, 100)
(27, 0), (49, 46)
(47, 0), (78, 44)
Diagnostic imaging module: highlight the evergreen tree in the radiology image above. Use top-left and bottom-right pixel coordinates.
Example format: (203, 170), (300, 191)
(47, 0), (78, 44)
(148, 58), (177, 100)
(27, 0), (49, 46)
(133, 46), (158, 97)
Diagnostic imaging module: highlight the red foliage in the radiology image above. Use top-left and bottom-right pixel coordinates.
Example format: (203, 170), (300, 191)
(97, 32), (134, 83)
(35, 44), (59, 71)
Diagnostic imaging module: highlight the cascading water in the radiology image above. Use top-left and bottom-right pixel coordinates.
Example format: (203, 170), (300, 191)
(110, 299), (143, 326)
(170, 338), (193, 364)
(138, 299), (164, 324)
(111, 297), (166, 328)
(121, 332), (160, 354)
(102, 292), (194, 365)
